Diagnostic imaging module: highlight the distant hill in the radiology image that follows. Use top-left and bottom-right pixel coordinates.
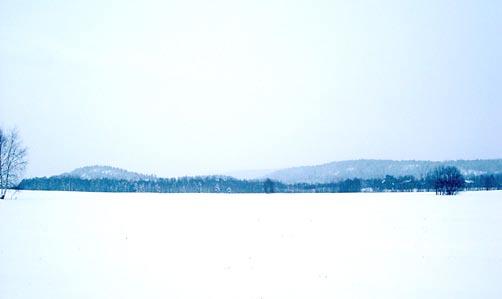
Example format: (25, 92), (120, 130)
(55, 160), (502, 184)
(223, 169), (277, 180)
(266, 159), (502, 184)
(59, 166), (157, 181)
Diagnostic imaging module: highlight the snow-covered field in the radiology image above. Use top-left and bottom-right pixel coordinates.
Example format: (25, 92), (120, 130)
(1, 190), (501, 299)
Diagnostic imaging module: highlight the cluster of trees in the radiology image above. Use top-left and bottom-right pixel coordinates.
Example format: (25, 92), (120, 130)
(18, 176), (266, 193)
(362, 172), (500, 194)
(465, 174), (499, 191)
(16, 176), (368, 193)
(17, 167), (502, 194)
(427, 166), (465, 195)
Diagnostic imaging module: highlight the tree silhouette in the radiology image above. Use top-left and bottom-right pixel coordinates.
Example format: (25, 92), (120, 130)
(0, 128), (28, 199)
(264, 178), (275, 194)
(428, 166), (464, 195)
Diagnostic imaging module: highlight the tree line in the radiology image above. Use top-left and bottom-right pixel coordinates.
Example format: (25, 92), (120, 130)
(17, 168), (502, 194)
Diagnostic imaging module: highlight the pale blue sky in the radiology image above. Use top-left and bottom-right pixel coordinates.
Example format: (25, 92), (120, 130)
(1, 0), (501, 177)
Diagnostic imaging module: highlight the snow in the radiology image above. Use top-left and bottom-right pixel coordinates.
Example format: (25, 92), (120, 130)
(1, 190), (501, 299)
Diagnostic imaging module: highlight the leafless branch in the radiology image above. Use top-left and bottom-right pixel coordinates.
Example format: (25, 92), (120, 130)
(0, 127), (28, 199)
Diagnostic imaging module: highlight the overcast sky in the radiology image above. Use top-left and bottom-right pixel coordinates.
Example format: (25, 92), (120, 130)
(1, 0), (501, 178)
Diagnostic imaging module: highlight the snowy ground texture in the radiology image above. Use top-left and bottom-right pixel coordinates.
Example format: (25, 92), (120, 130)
(1, 191), (501, 299)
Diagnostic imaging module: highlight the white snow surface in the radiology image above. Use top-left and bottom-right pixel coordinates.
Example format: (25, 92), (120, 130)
(1, 190), (501, 299)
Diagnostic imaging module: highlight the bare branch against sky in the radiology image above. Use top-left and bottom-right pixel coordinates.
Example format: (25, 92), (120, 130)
(0, 127), (28, 198)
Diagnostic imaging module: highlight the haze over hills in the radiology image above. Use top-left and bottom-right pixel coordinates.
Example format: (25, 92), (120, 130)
(223, 169), (277, 180)
(266, 159), (502, 184)
(59, 166), (157, 181)
(58, 166), (229, 181)
(52, 159), (502, 184)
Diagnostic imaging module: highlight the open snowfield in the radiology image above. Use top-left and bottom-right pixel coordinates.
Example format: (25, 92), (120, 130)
(1, 190), (501, 299)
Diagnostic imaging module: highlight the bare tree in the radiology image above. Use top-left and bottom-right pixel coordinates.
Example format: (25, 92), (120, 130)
(0, 128), (28, 199)
(428, 166), (464, 196)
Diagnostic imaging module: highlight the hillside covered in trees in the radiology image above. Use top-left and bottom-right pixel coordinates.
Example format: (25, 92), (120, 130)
(266, 159), (502, 183)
